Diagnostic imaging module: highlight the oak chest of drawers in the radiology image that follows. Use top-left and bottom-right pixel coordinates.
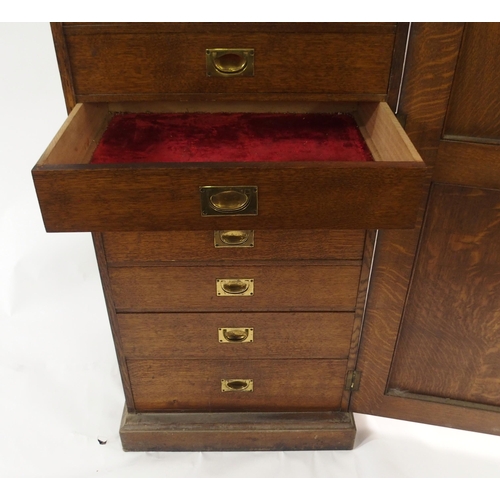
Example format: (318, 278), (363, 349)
(33, 22), (429, 451)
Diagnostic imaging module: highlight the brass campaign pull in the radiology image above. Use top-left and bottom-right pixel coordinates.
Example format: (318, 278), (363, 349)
(214, 230), (255, 248)
(211, 190), (250, 213)
(221, 379), (254, 392)
(218, 327), (254, 343)
(200, 186), (258, 217)
(206, 49), (254, 77)
(217, 279), (254, 296)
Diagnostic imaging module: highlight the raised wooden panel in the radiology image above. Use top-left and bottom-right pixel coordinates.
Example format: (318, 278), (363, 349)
(444, 23), (500, 142)
(435, 140), (500, 190)
(388, 184), (500, 407)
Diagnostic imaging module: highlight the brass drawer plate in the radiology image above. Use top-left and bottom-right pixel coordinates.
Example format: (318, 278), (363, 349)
(218, 327), (254, 343)
(214, 230), (255, 248)
(200, 186), (258, 217)
(206, 49), (255, 77)
(221, 379), (254, 392)
(216, 278), (254, 296)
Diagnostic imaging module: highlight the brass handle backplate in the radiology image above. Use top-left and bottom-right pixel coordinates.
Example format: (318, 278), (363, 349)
(214, 230), (255, 248)
(200, 186), (258, 217)
(206, 49), (254, 77)
(218, 327), (254, 343)
(217, 278), (254, 296)
(221, 379), (254, 392)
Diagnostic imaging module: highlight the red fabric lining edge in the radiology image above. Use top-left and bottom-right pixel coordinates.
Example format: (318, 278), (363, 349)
(90, 112), (374, 164)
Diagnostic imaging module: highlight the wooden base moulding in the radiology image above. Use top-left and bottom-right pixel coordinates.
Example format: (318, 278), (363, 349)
(119, 409), (357, 452)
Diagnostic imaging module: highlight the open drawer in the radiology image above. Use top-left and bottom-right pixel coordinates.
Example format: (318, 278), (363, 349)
(32, 101), (427, 232)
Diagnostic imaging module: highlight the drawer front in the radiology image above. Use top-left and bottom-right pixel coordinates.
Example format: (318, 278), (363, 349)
(33, 102), (427, 233)
(128, 359), (348, 411)
(104, 230), (366, 264)
(35, 163), (427, 232)
(118, 312), (354, 359)
(63, 24), (396, 98)
(109, 265), (361, 312)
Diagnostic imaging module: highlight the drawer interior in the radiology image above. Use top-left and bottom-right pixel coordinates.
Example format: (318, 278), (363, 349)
(90, 112), (374, 164)
(37, 100), (419, 165)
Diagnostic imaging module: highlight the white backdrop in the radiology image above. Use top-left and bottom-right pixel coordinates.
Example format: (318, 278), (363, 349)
(1, 22), (500, 478)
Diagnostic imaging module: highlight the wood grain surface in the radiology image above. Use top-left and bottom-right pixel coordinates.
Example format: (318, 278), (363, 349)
(92, 233), (135, 411)
(103, 230), (365, 264)
(341, 230), (377, 410)
(63, 22), (396, 34)
(435, 140), (500, 190)
(33, 161), (426, 232)
(352, 23), (500, 436)
(389, 184), (500, 407)
(118, 312), (354, 359)
(398, 23), (465, 166)
(64, 29), (395, 97)
(120, 409), (356, 451)
(36, 103), (109, 165)
(127, 358), (347, 411)
(50, 23), (77, 112)
(109, 264), (361, 312)
(350, 22), (466, 418)
(33, 100), (426, 233)
(444, 23), (500, 141)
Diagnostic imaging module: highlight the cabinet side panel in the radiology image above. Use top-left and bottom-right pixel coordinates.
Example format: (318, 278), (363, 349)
(51, 22), (77, 112)
(92, 233), (135, 411)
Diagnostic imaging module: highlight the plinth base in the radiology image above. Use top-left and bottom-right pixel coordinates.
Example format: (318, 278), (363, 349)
(119, 407), (356, 452)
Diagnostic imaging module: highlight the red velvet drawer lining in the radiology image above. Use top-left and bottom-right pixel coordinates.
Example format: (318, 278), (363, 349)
(90, 112), (373, 164)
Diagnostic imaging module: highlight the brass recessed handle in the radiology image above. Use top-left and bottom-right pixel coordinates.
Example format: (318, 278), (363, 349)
(224, 329), (248, 341)
(218, 327), (254, 343)
(222, 280), (248, 294)
(206, 49), (254, 77)
(200, 186), (258, 217)
(217, 279), (254, 296)
(221, 379), (253, 392)
(220, 230), (251, 245)
(210, 190), (250, 213)
(213, 53), (247, 74)
(214, 230), (255, 248)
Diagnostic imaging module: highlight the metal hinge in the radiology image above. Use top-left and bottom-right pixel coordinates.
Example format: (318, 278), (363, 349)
(345, 370), (362, 391)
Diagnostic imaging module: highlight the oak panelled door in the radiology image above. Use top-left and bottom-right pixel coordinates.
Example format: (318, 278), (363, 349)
(352, 23), (500, 435)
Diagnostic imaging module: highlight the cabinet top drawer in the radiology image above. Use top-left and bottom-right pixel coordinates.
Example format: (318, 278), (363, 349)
(32, 101), (426, 232)
(56, 23), (397, 103)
